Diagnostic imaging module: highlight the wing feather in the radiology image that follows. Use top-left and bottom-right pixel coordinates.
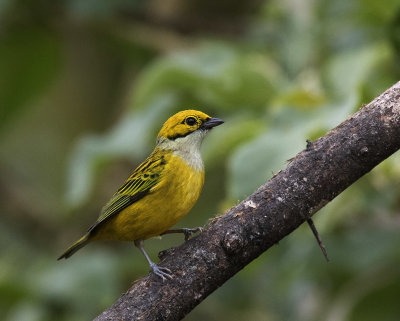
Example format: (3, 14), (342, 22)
(88, 150), (167, 232)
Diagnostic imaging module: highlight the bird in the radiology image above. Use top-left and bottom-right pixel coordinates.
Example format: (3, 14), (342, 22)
(58, 109), (224, 280)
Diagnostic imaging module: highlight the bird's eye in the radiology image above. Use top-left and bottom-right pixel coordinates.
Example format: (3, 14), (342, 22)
(185, 117), (197, 126)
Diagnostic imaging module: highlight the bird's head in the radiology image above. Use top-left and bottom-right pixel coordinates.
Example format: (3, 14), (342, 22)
(156, 110), (224, 151)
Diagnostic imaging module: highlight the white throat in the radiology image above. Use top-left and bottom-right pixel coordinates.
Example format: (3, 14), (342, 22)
(157, 130), (207, 171)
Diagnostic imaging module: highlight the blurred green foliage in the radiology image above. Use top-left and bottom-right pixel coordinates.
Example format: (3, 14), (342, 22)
(1, 0), (400, 320)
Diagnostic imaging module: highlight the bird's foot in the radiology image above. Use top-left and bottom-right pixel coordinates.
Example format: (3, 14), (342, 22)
(150, 262), (172, 281)
(182, 227), (203, 241)
(161, 227), (203, 241)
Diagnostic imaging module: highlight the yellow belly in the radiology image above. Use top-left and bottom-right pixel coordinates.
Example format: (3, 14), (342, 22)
(91, 155), (204, 241)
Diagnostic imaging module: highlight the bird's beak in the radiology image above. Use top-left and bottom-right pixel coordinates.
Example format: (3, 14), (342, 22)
(201, 117), (224, 130)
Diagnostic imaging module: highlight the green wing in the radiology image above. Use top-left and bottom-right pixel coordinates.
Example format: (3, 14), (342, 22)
(88, 150), (167, 232)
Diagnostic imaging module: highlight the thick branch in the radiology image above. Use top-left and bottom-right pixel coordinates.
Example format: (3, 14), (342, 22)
(95, 81), (400, 321)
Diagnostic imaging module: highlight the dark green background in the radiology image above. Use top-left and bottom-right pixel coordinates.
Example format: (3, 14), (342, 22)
(1, 0), (400, 320)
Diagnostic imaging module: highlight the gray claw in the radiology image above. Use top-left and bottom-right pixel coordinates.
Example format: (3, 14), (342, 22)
(150, 262), (172, 281)
(183, 227), (203, 241)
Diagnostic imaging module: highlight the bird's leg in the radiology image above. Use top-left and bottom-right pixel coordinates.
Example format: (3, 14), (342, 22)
(161, 227), (203, 241)
(307, 218), (329, 262)
(134, 239), (172, 281)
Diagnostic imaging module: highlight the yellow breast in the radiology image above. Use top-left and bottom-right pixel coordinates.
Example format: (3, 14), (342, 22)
(93, 153), (205, 241)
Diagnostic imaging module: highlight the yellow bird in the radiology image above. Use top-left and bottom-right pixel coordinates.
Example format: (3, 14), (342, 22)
(58, 110), (224, 280)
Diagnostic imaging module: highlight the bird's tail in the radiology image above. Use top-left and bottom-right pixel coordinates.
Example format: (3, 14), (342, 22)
(57, 234), (90, 260)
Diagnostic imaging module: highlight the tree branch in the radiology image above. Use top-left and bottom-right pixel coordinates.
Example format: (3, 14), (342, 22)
(95, 81), (400, 321)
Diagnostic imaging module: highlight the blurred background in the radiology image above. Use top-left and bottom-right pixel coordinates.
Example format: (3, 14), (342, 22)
(1, 0), (400, 320)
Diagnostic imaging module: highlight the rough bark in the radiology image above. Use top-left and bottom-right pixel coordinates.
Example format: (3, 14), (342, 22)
(95, 81), (400, 321)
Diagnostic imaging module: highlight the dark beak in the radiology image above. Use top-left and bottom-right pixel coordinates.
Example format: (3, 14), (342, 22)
(201, 117), (224, 130)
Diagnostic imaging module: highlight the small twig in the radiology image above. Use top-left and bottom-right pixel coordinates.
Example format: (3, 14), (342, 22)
(307, 218), (329, 262)
(306, 139), (313, 150)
